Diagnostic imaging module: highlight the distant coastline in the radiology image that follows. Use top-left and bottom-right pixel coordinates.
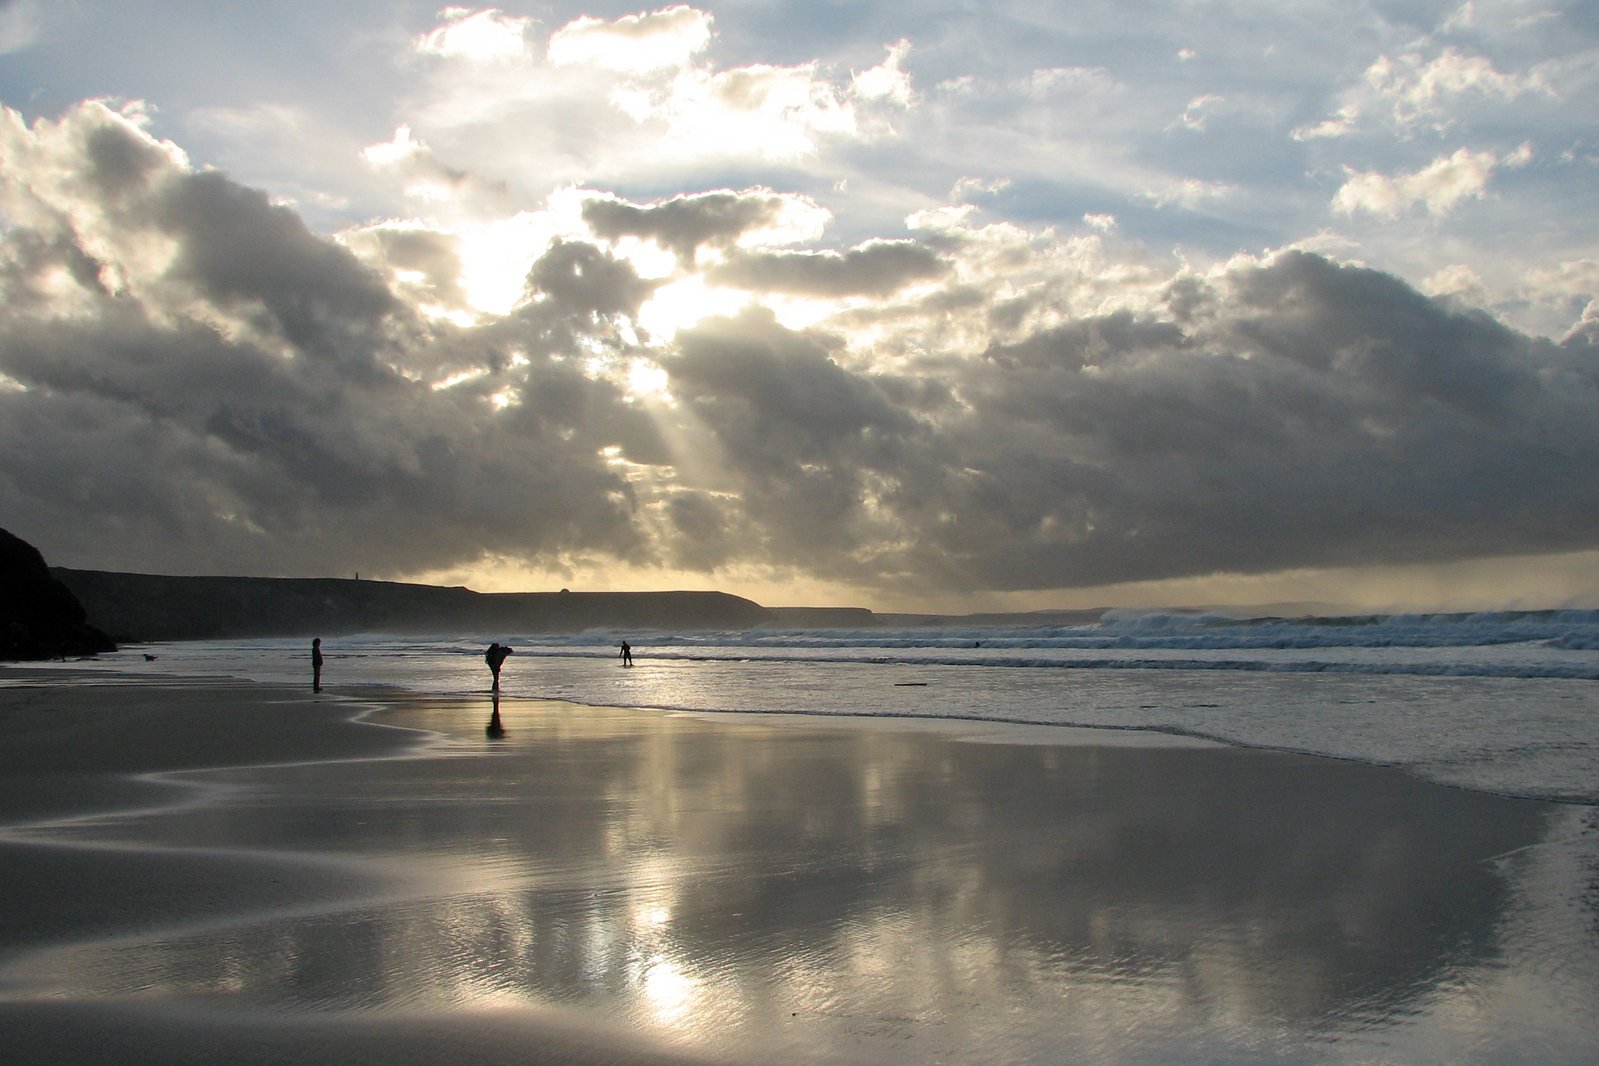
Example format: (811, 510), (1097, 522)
(49, 568), (1117, 644)
(51, 569), (768, 642)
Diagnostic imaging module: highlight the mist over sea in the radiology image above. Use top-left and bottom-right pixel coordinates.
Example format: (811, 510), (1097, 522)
(73, 608), (1599, 805)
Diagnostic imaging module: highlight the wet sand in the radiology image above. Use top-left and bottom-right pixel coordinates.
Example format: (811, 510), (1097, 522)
(2, 669), (1595, 1064)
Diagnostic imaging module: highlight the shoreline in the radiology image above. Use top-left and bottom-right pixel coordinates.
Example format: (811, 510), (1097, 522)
(0, 662), (1227, 841)
(2, 667), (1595, 1064)
(0, 672), (723, 1065)
(0, 669), (447, 963)
(0, 668), (432, 823)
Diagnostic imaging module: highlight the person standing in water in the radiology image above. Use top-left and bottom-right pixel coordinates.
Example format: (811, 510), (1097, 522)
(311, 637), (324, 693)
(485, 642), (513, 691)
(620, 640), (633, 667)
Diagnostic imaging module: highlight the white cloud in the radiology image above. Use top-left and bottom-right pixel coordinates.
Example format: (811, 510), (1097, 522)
(362, 124), (426, 168)
(853, 39), (915, 107)
(1173, 93), (1224, 132)
(661, 62), (861, 160)
(1517, 259), (1599, 339)
(414, 7), (531, 61)
(359, 124), (510, 210)
(1292, 104), (1360, 141)
(388, 5), (906, 197)
(904, 203), (977, 233)
(1145, 178), (1235, 210)
(933, 74), (980, 98)
(950, 176), (1011, 200)
(1332, 146), (1511, 218)
(1024, 66), (1118, 99)
(1422, 263), (1488, 305)
(547, 4), (712, 72)
(1295, 36), (1555, 144)
(0, 99), (193, 308)
(1365, 47), (1547, 128)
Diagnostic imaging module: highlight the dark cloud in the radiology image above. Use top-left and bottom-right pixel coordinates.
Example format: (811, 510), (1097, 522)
(156, 171), (400, 370)
(522, 238), (656, 321)
(0, 108), (655, 579)
(664, 308), (928, 563)
(882, 254), (1599, 590)
(81, 120), (173, 203)
(0, 227), (109, 308)
(0, 296), (649, 576)
(27, 110), (402, 376)
(663, 492), (739, 571)
(667, 308), (920, 468)
(1225, 252), (1535, 424)
(345, 225), (469, 312)
(5, 103), (1598, 599)
(981, 311), (1188, 371)
(707, 240), (948, 297)
(636, 256), (1599, 595)
(581, 190), (794, 264)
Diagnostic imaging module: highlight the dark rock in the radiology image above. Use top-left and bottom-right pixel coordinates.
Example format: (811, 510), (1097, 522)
(0, 529), (116, 660)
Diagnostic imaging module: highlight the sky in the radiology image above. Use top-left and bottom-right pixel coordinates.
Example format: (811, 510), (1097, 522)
(1, 1), (1597, 613)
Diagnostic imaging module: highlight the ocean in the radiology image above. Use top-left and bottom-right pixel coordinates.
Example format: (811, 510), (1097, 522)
(16, 607), (1599, 1063)
(71, 607), (1599, 806)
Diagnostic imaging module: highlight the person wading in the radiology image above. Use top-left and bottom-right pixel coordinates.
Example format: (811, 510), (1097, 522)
(485, 642), (514, 691)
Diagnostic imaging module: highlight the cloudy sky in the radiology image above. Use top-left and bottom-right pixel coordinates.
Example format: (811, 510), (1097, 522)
(2, 1), (1597, 612)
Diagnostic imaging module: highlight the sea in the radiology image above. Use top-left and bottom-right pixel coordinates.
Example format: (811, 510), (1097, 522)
(71, 607), (1599, 806)
(19, 607), (1599, 1063)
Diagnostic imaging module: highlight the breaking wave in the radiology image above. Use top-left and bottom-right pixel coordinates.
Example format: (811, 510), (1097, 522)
(508, 609), (1599, 681)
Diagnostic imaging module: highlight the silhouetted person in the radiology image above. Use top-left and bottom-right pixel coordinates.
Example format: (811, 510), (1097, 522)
(486, 692), (506, 739)
(312, 637), (324, 693)
(620, 640), (633, 667)
(485, 642), (513, 691)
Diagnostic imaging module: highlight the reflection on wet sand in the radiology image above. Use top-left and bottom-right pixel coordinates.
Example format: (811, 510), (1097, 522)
(9, 699), (1589, 1063)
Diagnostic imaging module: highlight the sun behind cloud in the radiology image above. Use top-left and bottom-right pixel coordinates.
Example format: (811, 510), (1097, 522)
(2, 3), (1598, 611)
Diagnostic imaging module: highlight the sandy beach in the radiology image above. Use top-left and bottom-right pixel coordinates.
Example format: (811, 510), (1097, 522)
(2, 668), (1595, 1064)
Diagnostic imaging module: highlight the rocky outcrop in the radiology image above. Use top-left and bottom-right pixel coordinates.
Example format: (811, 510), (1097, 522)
(0, 529), (116, 660)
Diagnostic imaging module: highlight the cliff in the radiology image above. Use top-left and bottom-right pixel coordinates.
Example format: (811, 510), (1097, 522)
(52, 569), (774, 643)
(1, 530), (116, 660)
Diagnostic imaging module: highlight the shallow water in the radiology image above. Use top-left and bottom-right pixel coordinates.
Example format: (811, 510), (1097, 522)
(61, 627), (1599, 804)
(8, 698), (1598, 1064)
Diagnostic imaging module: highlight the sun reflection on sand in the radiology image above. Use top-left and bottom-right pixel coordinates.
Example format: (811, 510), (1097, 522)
(636, 954), (698, 1025)
(3, 699), (1592, 1063)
